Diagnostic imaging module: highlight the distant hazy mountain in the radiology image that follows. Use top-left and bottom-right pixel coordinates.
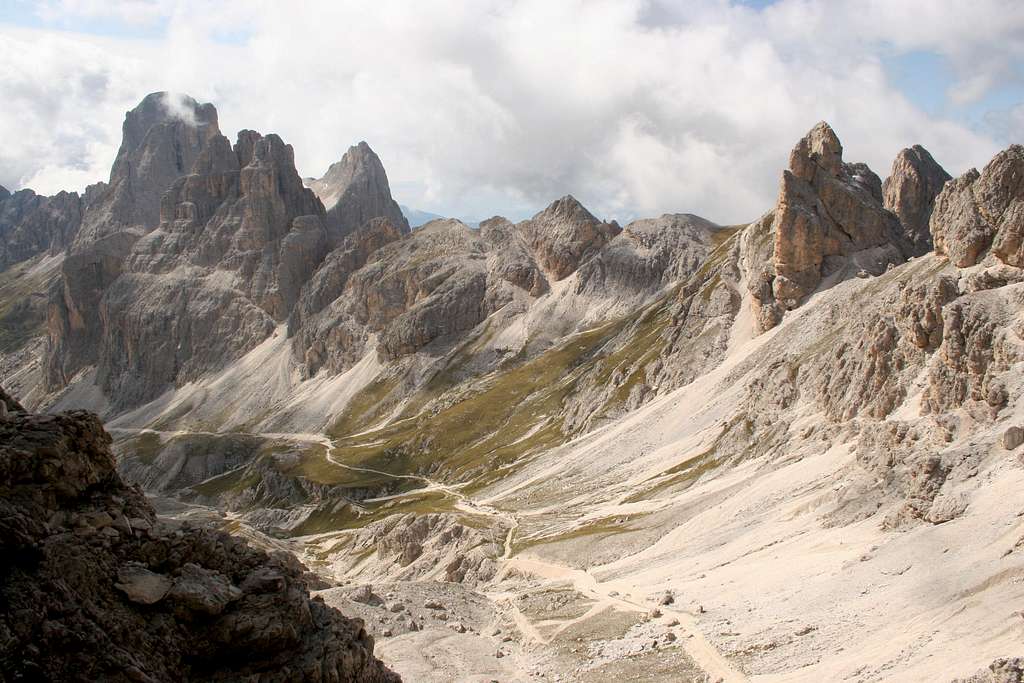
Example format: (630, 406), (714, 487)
(399, 204), (445, 228)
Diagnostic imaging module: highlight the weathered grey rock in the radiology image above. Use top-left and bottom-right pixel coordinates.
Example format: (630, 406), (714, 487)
(574, 213), (718, 298)
(953, 657), (1024, 683)
(883, 145), (951, 255)
(1003, 426), (1024, 450)
(305, 141), (409, 242)
(73, 92), (231, 247)
(0, 189), (83, 270)
(168, 563), (241, 616)
(115, 566), (172, 605)
(932, 145), (1024, 268)
(515, 195), (621, 281)
(44, 92), (233, 395)
(68, 130), (329, 408)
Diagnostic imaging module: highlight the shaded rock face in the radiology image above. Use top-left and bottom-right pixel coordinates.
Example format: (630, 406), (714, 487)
(96, 131), (329, 408)
(305, 141), (409, 242)
(44, 93), (232, 393)
(883, 145), (951, 255)
(574, 213), (718, 298)
(932, 144), (1024, 268)
(516, 195), (621, 281)
(40, 98), (422, 409)
(0, 395), (399, 682)
(74, 92), (230, 247)
(288, 196), (664, 379)
(290, 219), (496, 377)
(0, 189), (83, 270)
(749, 122), (915, 331)
(45, 231), (139, 389)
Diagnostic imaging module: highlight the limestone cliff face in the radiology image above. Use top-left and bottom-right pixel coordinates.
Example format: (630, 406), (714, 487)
(289, 218), (496, 377)
(515, 195), (621, 281)
(0, 189), (83, 270)
(883, 145), (951, 255)
(98, 131), (330, 408)
(45, 93), (231, 392)
(0, 390), (400, 682)
(74, 92), (231, 246)
(932, 144), (1024, 268)
(305, 141), (409, 242)
(748, 122), (933, 332)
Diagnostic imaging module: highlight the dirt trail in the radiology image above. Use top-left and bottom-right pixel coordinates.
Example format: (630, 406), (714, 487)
(117, 424), (745, 681)
(321, 433), (746, 682)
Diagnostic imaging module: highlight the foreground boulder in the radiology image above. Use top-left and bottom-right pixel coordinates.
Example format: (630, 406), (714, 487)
(0, 390), (400, 682)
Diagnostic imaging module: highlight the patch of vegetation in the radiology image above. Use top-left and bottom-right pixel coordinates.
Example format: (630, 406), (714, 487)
(328, 376), (403, 439)
(319, 318), (630, 492)
(711, 224), (744, 248)
(291, 489), (453, 536)
(191, 464), (263, 498)
(590, 299), (673, 417)
(621, 425), (729, 504)
(119, 431), (164, 465)
(513, 513), (648, 554)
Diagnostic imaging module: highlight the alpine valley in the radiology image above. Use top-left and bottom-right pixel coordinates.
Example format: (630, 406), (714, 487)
(2, 92), (1024, 682)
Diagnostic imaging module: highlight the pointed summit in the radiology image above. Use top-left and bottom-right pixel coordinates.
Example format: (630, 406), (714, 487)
(883, 145), (951, 255)
(74, 92), (231, 247)
(749, 121), (909, 332)
(789, 121), (844, 180)
(305, 141), (408, 242)
(534, 194), (599, 224)
(517, 194), (620, 281)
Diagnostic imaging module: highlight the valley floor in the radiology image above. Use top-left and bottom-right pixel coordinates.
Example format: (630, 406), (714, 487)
(109, 257), (1024, 682)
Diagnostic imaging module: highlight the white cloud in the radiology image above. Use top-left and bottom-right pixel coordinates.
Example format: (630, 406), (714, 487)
(0, 0), (1019, 223)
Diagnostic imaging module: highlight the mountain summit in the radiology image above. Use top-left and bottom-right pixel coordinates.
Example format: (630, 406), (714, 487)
(305, 141), (409, 241)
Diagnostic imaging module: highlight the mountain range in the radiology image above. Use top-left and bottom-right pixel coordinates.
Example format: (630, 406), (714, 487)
(1, 91), (1023, 682)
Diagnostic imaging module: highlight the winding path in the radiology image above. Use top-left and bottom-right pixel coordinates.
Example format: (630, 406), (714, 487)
(115, 425), (744, 681)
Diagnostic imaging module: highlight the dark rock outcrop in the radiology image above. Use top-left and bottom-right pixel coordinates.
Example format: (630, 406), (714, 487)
(0, 393), (399, 682)
(305, 141), (409, 242)
(883, 145), (951, 255)
(932, 144), (1024, 268)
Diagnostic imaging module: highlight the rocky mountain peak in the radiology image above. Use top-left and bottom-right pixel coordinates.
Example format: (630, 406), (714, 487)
(883, 144), (951, 254)
(536, 194), (598, 223)
(517, 195), (621, 281)
(305, 141), (409, 242)
(116, 92), (219, 161)
(748, 122), (909, 331)
(789, 120), (844, 180)
(932, 143), (1024, 267)
(73, 92), (228, 247)
(0, 185), (9, 201)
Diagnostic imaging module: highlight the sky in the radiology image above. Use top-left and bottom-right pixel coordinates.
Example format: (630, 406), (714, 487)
(0, 0), (1022, 224)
